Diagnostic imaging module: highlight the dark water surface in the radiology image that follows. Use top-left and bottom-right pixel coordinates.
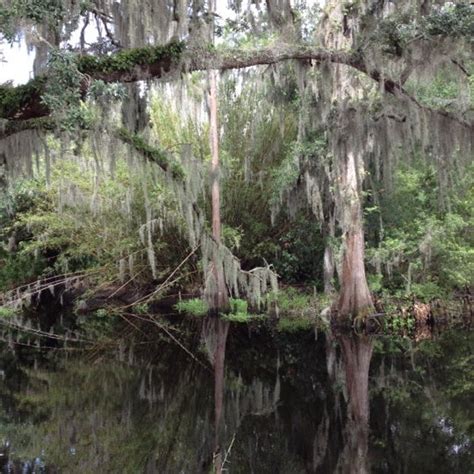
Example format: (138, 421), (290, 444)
(0, 317), (472, 473)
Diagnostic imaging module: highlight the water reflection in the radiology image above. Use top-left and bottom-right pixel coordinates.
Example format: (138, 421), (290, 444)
(336, 335), (373, 474)
(0, 317), (471, 473)
(202, 319), (376, 473)
(202, 317), (229, 473)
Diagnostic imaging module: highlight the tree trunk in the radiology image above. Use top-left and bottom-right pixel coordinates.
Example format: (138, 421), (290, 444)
(208, 69), (229, 313)
(323, 212), (336, 295)
(335, 151), (374, 322)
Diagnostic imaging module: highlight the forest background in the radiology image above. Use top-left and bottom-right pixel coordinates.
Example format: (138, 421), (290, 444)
(0, 0), (472, 328)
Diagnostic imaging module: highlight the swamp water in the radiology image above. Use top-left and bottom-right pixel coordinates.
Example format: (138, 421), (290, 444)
(0, 316), (471, 473)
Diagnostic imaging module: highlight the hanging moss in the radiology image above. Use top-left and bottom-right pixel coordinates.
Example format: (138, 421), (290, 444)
(77, 41), (186, 76)
(116, 127), (184, 179)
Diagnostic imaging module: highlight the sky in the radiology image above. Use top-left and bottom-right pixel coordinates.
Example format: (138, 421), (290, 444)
(0, 40), (34, 84)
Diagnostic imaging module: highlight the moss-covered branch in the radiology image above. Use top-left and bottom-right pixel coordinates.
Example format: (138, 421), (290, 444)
(0, 42), (396, 122)
(0, 77), (48, 120)
(115, 128), (184, 179)
(0, 41), (185, 121)
(0, 116), (55, 136)
(0, 40), (472, 132)
(0, 119), (183, 178)
(77, 41), (185, 78)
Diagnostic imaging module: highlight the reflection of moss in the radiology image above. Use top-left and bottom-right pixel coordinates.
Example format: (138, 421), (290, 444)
(222, 313), (266, 323)
(78, 41), (185, 75)
(277, 316), (313, 333)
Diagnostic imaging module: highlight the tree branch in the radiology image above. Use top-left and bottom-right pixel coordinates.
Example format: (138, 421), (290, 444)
(0, 118), (183, 177)
(1, 41), (472, 132)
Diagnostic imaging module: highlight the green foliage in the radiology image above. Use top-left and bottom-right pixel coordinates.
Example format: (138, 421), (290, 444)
(41, 49), (93, 129)
(41, 50), (128, 130)
(0, 180), (50, 289)
(0, 76), (45, 118)
(271, 215), (325, 285)
(277, 316), (313, 332)
(0, 144), (190, 292)
(266, 287), (327, 331)
(0, 0), (65, 42)
(384, 313), (415, 334)
(76, 308), (116, 339)
(222, 298), (255, 322)
(409, 65), (473, 110)
(423, 3), (474, 39)
(368, 273), (383, 293)
(174, 298), (208, 317)
(149, 89), (209, 160)
(175, 297), (253, 321)
(0, 306), (16, 318)
(374, 4), (474, 56)
(375, 12), (418, 56)
(218, 74), (327, 285)
(229, 297), (247, 314)
(0, 250), (48, 290)
(366, 161), (473, 297)
(268, 287), (312, 313)
(86, 79), (127, 103)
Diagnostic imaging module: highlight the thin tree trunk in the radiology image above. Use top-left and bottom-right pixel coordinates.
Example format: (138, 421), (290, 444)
(209, 69), (221, 244)
(208, 69), (229, 313)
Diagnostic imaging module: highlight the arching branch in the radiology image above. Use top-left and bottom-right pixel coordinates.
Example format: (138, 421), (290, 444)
(1, 41), (472, 133)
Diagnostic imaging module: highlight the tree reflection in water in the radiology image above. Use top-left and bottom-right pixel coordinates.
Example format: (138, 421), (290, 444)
(202, 315), (375, 474)
(0, 317), (472, 473)
(202, 316), (230, 474)
(336, 335), (374, 474)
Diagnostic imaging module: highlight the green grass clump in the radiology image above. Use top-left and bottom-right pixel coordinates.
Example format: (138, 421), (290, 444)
(222, 298), (250, 322)
(0, 307), (16, 319)
(277, 316), (314, 333)
(271, 287), (312, 312)
(266, 287), (329, 332)
(175, 297), (257, 322)
(174, 298), (208, 317)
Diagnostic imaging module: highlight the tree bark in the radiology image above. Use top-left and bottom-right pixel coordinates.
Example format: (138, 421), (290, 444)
(323, 212), (336, 295)
(335, 151), (374, 321)
(207, 69), (229, 313)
